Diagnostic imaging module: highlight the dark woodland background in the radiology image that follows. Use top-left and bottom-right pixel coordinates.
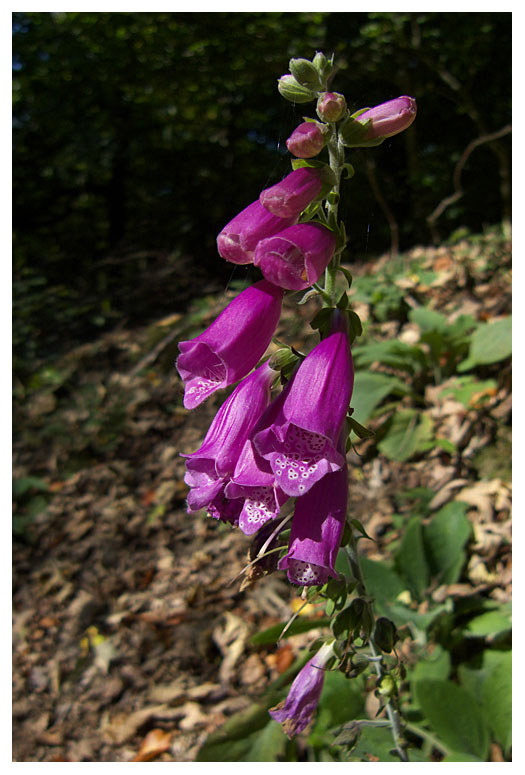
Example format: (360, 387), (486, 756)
(13, 11), (511, 373)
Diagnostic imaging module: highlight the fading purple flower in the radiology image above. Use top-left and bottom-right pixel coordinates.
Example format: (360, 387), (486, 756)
(356, 95), (417, 139)
(269, 640), (335, 738)
(254, 222), (336, 291)
(285, 122), (326, 159)
(259, 168), (324, 220)
(225, 439), (289, 535)
(253, 314), (353, 497)
(217, 201), (297, 265)
(279, 457), (348, 586)
(182, 361), (276, 518)
(176, 280), (283, 409)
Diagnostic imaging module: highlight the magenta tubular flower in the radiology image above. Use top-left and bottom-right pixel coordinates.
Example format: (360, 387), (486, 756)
(253, 315), (354, 497)
(225, 439), (289, 535)
(285, 122), (326, 159)
(279, 457), (348, 585)
(217, 200), (297, 265)
(356, 95), (417, 139)
(176, 280), (284, 409)
(254, 222), (336, 291)
(183, 361), (276, 519)
(269, 641), (335, 738)
(259, 168), (324, 219)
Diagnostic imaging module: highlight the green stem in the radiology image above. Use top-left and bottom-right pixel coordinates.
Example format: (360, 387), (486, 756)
(345, 535), (410, 763)
(323, 130), (346, 306)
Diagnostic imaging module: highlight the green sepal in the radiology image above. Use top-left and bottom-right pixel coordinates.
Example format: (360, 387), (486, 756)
(278, 74), (316, 104)
(350, 518), (376, 542)
(348, 416), (375, 440)
(338, 264), (353, 288)
(339, 115), (385, 148)
(289, 58), (323, 90)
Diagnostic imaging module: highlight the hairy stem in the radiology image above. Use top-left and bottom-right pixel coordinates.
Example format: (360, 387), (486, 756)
(345, 536), (409, 762)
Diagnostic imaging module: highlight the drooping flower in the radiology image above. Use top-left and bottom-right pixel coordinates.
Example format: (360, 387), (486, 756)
(225, 439), (289, 535)
(252, 313), (354, 497)
(279, 452), (348, 586)
(176, 280), (283, 409)
(259, 168), (324, 220)
(253, 313), (353, 497)
(316, 91), (346, 123)
(217, 201), (297, 265)
(269, 640), (335, 738)
(254, 222), (336, 291)
(286, 122), (326, 159)
(356, 95), (417, 139)
(183, 361), (276, 519)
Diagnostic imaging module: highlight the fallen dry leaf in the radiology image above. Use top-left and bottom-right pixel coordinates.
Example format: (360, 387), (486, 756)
(132, 728), (172, 762)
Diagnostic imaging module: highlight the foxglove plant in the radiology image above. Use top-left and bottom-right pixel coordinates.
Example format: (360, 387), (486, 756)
(179, 51), (416, 758)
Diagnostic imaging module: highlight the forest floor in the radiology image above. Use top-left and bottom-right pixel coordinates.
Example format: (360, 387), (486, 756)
(12, 228), (511, 762)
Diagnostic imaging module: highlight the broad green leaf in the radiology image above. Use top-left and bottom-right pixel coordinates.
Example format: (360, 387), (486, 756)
(350, 371), (408, 426)
(359, 557), (404, 616)
(394, 516), (429, 599)
(411, 645), (451, 684)
(423, 501), (471, 584)
(409, 306), (448, 332)
(377, 409), (434, 462)
(465, 609), (511, 637)
(414, 680), (490, 760)
(441, 376), (498, 409)
(458, 649), (511, 752)
(196, 704), (287, 761)
(458, 316), (512, 370)
(353, 340), (426, 373)
(346, 724), (403, 762)
(442, 751), (482, 761)
(480, 651), (512, 751)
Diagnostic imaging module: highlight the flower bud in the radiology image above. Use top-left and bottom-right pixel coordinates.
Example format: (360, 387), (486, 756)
(254, 222), (336, 292)
(317, 92), (346, 123)
(278, 75), (316, 104)
(355, 96), (417, 139)
(289, 58), (323, 90)
(286, 122), (326, 158)
(260, 167), (324, 219)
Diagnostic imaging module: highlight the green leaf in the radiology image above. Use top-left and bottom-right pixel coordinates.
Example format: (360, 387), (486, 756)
(377, 410), (434, 462)
(350, 371), (408, 426)
(442, 752), (482, 762)
(353, 340), (426, 373)
(411, 645), (451, 684)
(394, 516), (429, 599)
(359, 557), (404, 617)
(250, 617), (331, 646)
(409, 306), (448, 332)
(423, 501), (471, 584)
(458, 316), (512, 370)
(480, 651), (512, 750)
(465, 609), (511, 637)
(346, 724), (402, 762)
(415, 680), (490, 760)
(441, 376), (498, 409)
(196, 704), (288, 761)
